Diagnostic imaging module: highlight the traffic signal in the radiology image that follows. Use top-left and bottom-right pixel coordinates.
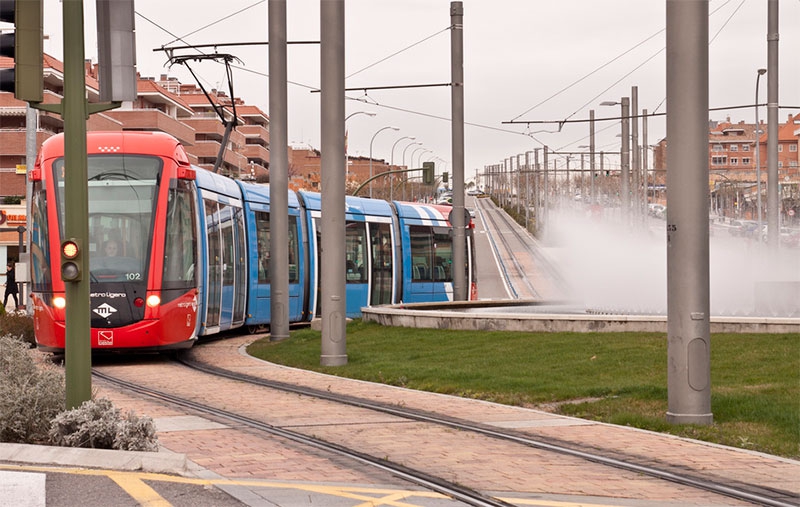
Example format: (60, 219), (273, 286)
(422, 161), (434, 185)
(60, 239), (82, 282)
(442, 172), (449, 184)
(0, 0), (43, 102)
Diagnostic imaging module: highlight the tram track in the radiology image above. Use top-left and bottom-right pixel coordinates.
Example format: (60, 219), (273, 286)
(92, 363), (515, 507)
(474, 198), (569, 301)
(176, 352), (798, 507)
(92, 349), (799, 507)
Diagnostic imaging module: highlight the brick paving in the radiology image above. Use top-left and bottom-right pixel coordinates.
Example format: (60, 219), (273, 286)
(92, 335), (800, 506)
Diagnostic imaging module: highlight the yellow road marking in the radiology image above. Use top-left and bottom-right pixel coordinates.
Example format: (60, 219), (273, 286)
(0, 464), (628, 507)
(107, 472), (172, 507)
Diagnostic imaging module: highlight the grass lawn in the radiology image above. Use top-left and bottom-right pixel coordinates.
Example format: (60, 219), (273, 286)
(247, 320), (800, 458)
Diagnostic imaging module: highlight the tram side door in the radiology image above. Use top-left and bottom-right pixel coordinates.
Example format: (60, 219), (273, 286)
(369, 223), (394, 306)
(203, 199), (222, 332)
(217, 204), (246, 330)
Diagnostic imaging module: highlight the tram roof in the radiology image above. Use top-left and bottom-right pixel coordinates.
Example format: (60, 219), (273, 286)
(392, 201), (452, 225)
(298, 191), (394, 218)
(236, 180), (301, 208)
(194, 166), (243, 199)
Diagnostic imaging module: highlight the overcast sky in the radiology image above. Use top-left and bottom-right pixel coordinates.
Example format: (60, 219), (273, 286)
(38, 0), (800, 183)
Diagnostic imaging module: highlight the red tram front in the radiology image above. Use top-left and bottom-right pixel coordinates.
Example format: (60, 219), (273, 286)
(30, 131), (200, 352)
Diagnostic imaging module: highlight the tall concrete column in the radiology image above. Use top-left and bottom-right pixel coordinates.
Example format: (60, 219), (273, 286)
(268, 0), (290, 341)
(319, 0), (347, 366)
(631, 86), (640, 222)
(665, 0), (712, 425)
(621, 97), (630, 222)
(766, 0), (779, 250)
(450, 1), (467, 301)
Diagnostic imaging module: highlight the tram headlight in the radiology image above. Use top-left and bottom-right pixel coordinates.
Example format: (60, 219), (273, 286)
(146, 295), (160, 308)
(52, 296), (66, 309)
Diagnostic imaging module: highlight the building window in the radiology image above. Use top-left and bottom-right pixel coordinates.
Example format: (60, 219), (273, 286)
(790, 145), (797, 152)
(778, 145), (783, 152)
(711, 156), (727, 165)
(712, 144), (724, 152)
(743, 157), (751, 165)
(790, 161), (798, 168)
(730, 145), (738, 152)
(743, 144), (750, 152)
(730, 158), (738, 165)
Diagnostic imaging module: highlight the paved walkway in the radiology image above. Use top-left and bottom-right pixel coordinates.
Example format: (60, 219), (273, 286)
(2, 335), (798, 506)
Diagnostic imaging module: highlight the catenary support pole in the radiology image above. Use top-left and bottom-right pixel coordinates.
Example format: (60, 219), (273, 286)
(620, 97), (630, 223)
(268, 0), (290, 341)
(766, 0), (779, 250)
(631, 86), (640, 223)
(451, 1), (467, 301)
(665, 0), (712, 425)
(319, 0), (347, 365)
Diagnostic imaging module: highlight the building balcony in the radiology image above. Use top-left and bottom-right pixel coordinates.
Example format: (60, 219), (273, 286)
(239, 124), (270, 144)
(243, 144), (270, 165)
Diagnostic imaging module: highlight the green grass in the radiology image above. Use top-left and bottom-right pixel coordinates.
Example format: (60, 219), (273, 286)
(247, 320), (800, 458)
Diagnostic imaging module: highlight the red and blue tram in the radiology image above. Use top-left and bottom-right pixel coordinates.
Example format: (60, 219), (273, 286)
(30, 131), (476, 352)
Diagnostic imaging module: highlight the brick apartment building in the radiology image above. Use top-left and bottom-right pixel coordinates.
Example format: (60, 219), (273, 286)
(652, 113), (799, 220)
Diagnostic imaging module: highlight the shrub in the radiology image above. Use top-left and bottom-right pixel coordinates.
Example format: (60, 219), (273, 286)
(0, 335), (65, 444)
(0, 312), (36, 347)
(49, 398), (159, 452)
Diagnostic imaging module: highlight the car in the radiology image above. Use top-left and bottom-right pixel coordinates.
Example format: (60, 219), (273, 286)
(759, 225), (799, 246)
(648, 203), (665, 217)
(729, 220), (758, 238)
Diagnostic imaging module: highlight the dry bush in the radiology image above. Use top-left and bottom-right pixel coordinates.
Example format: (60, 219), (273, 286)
(0, 335), (65, 444)
(49, 397), (158, 452)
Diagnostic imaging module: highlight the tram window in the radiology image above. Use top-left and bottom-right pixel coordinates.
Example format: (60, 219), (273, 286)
(162, 180), (198, 293)
(432, 228), (453, 282)
(30, 183), (52, 291)
(409, 226), (433, 281)
(255, 212), (299, 284)
(345, 222), (367, 283)
(409, 226), (453, 282)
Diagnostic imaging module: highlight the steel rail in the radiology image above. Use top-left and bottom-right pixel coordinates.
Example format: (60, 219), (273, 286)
(92, 369), (515, 507)
(179, 355), (799, 507)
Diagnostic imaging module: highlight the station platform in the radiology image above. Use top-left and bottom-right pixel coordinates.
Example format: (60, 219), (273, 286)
(2, 335), (798, 507)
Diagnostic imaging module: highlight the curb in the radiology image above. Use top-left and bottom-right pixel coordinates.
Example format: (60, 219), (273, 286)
(0, 442), (190, 475)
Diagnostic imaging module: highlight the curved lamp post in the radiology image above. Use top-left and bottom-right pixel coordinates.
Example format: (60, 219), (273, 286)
(389, 136), (416, 201)
(754, 68), (767, 231)
(369, 126), (399, 198)
(399, 142), (422, 201)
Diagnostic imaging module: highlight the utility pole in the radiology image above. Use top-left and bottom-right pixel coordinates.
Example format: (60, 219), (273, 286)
(665, 0), (712, 426)
(766, 0), (779, 250)
(450, 1), (467, 301)
(268, 0), (290, 342)
(319, 0), (347, 366)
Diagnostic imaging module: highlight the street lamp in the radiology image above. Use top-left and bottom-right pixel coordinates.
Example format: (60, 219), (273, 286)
(601, 98), (630, 219)
(345, 111), (376, 122)
(410, 147), (433, 168)
(754, 68), (767, 231)
(369, 126), (399, 198)
(389, 136), (416, 201)
(400, 142), (422, 201)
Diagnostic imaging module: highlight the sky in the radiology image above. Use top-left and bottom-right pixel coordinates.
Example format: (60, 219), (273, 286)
(35, 0), (800, 185)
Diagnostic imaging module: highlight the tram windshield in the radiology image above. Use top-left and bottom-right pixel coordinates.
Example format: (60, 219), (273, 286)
(53, 155), (161, 283)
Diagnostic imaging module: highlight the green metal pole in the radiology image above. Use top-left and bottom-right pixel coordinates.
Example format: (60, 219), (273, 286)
(62, 0), (92, 408)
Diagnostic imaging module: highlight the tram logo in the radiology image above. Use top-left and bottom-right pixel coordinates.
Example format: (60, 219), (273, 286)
(98, 330), (113, 346)
(93, 303), (118, 319)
